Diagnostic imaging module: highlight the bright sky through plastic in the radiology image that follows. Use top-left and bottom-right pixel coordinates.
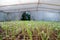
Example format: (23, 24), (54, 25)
(0, 0), (38, 6)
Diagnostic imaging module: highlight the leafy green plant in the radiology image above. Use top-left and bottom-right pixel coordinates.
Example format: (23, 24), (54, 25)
(0, 21), (60, 40)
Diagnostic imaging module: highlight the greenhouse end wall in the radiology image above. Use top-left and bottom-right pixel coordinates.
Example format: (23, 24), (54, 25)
(31, 11), (60, 21)
(0, 11), (60, 21)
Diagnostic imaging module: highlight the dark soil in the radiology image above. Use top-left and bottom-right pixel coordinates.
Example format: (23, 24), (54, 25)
(0, 27), (59, 40)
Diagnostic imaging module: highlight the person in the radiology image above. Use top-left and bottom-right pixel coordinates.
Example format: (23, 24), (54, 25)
(21, 11), (30, 20)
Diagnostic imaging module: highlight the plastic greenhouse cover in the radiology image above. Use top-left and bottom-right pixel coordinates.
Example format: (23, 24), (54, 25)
(0, 0), (38, 6)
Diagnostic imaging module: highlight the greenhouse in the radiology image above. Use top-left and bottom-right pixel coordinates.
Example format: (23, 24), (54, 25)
(0, 0), (60, 21)
(0, 0), (60, 40)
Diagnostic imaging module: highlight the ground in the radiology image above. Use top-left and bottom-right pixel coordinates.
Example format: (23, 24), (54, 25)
(0, 21), (60, 40)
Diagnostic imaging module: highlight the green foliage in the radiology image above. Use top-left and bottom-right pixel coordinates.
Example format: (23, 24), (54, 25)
(0, 21), (60, 40)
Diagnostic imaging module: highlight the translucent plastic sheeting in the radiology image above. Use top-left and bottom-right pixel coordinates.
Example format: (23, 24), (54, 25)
(0, 0), (60, 6)
(0, 0), (38, 6)
(40, 0), (60, 5)
(0, 0), (60, 13)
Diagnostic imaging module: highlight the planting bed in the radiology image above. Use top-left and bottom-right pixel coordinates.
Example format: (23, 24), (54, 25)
(0, 21), (60, 40)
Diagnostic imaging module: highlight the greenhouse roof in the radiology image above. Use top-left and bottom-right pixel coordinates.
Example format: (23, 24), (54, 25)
(0, 0), (60, 6)
(0, 0), (60, 13)
(0, 0), (38, 6)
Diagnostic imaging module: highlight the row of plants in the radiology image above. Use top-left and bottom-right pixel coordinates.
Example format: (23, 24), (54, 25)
(0, 21), (60, 40)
